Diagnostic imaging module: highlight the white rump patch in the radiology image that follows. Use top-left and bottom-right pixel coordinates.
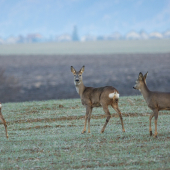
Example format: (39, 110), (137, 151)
(0, 104), (2, 108)
(109, 92), (119, 99)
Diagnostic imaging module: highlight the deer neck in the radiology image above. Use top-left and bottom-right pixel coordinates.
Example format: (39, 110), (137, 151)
(75, 81), (85, 98)
(140, 82), (151, 102)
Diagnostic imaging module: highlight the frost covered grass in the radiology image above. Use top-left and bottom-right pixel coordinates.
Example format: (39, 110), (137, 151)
(0, 96), (170, 169)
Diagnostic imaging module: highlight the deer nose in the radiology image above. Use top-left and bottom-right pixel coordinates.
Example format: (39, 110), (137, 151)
(133, 87), (136, 89)
(75, 79), (79, 82)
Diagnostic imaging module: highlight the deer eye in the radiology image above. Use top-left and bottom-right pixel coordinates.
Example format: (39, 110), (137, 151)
(79, 75), (81, 76)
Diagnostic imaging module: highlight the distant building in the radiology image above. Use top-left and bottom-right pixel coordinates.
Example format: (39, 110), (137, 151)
(140, 31), (149, 39)
(126, 31), (141, 40)
(96, 36), (105, 41)
(56, 34), (72, 42)
(26, 34), (42, 43)
(107, 32), (122, 40)
(81, 35), (96, 42)
(17, 35), (27, 43)
(149, 32), (163, 39)
(6, 36), (19, 44)
(72, 26), (79, 41)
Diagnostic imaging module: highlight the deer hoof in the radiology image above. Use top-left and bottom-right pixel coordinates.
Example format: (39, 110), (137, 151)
(6, 134), (8, 139)
(81, 131), (86, 134)
(150, 131), (152, 136)
(123, 129), (125, 132)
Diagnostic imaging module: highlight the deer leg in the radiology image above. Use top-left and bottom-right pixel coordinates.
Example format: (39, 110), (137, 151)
(112, 103), (125, 132)
(149, 112), (154, 136)
(0, 114), (8, 138)
(82, 107), (90, 134)
(101, 105), (111, 133)
(82, 114), (88, 134)
(153, 109), (159, 138)
(87, 107), (92, 133)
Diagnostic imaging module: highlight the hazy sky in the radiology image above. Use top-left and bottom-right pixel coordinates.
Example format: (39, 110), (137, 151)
(0, 0), (170, 38)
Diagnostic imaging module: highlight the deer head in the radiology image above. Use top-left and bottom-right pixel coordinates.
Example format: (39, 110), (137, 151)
(71, 66), (85, 86)
(133, 72), (148, 90)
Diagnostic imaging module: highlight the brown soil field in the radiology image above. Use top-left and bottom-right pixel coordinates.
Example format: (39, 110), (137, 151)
(0, 53), (170, 102)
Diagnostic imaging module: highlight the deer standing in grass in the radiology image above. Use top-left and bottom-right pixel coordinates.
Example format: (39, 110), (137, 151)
(0, 103), (8, 138)
(71, 66), (125, 134)
(133, 72), (170, 137)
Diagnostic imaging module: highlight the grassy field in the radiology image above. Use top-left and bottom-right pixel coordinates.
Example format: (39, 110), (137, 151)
(0, 96), (170, 169)
(0, 39), (170, 55)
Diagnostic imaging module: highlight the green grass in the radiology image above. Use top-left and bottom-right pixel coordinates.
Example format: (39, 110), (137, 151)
(0, 39), (170, 55)
(0, 96), (170, 169)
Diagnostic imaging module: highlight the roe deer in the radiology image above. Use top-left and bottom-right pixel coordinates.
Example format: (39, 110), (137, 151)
(133, 72), (170, 137)
(0, 103), (8, 138)
(71, 66), (125, 134)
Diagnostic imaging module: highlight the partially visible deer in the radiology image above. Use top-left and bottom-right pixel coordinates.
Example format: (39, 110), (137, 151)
(133, 72), (170, 137)
(0, 103), (8, 138)
(71, 66), (125, 134)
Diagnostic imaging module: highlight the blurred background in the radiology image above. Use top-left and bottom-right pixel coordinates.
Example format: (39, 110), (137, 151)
(0, 0), (170, 103)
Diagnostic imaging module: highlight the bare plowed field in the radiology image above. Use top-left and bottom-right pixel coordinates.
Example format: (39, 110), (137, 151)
(0, 53), (170, 102)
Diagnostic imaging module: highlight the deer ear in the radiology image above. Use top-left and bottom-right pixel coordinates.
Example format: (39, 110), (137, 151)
(71, 66), (76, 74)
(138, 72), (143, 80)
(143, 72), (148, 81)
(79, 65), (85, 74)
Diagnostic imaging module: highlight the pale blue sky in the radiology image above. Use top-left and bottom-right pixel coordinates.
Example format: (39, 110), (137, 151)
(0, 0), (170, 38)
